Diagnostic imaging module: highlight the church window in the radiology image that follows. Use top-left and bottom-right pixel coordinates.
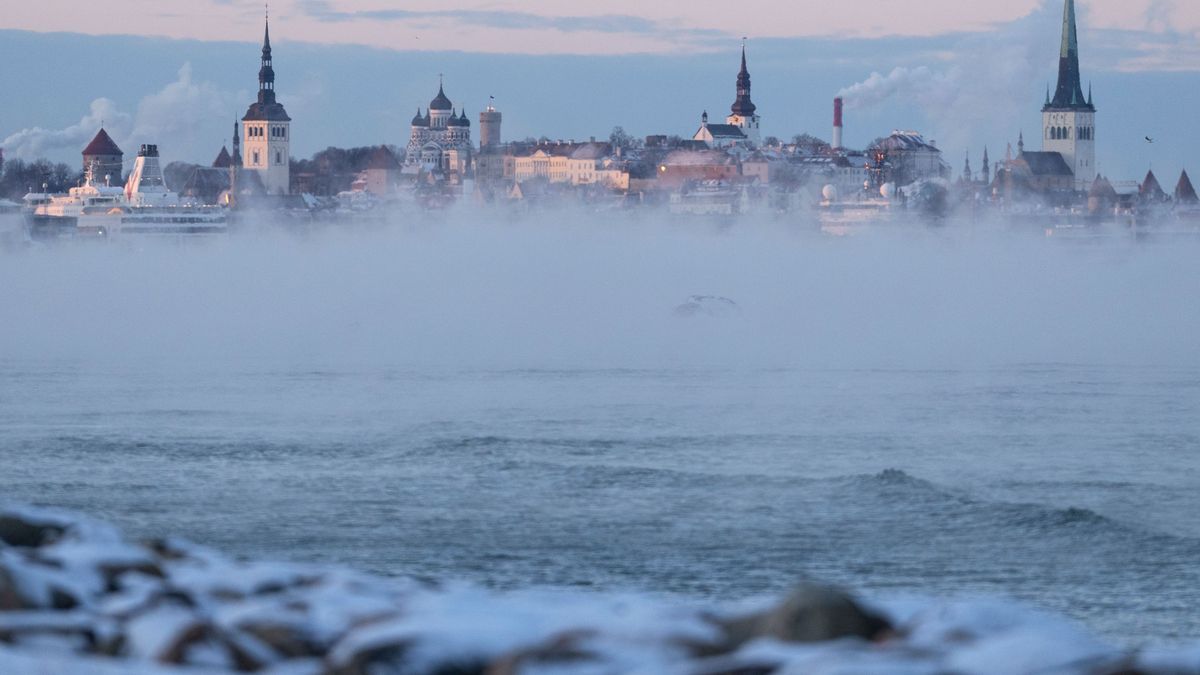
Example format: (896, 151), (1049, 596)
(275, 150), (282, 164)
(252, 150), (260, 165)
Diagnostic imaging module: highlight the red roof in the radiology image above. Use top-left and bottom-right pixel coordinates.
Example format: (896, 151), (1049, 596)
(82, 128), (123, 157)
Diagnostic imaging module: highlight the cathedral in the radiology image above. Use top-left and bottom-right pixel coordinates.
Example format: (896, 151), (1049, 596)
(241, 14), (291, 195)
(405, 80), (473, 176)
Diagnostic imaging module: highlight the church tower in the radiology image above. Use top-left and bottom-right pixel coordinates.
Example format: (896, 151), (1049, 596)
(726, 43), (761, 146)
(1041, 0), (1095, 190)
(242, 13), (291, 195)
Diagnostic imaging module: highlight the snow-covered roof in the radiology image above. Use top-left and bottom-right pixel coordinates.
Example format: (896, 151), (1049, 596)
(875, 131), (940, 153)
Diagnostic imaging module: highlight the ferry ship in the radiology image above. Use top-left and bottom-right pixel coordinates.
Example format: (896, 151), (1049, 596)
(25, 144), (228, 241)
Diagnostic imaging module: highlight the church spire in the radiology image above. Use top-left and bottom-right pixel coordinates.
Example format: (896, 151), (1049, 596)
(730, 39), (756, 117)
(231, 118), (241, 163)
(258, 10), (276, 105)
(1046, 0), (1092, 110)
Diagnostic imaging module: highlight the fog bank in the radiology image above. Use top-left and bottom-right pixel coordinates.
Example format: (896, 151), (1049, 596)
(2, 213), (1196, 372)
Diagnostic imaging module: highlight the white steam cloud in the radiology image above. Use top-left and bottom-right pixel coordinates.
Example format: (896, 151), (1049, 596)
(836, 3), (1060, 151)
(1, 63), (235, 164)
(0, 99), (132, 161)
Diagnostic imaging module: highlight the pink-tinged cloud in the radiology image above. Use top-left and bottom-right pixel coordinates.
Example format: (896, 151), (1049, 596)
(1, 0), (1198, 55)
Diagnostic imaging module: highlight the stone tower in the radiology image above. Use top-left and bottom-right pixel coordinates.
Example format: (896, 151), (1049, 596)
(82, 129), (124, 186)
(479, 98), (502, 149)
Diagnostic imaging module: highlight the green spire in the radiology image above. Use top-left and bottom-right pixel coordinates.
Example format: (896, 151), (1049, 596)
(1061, 0), (1077, 58)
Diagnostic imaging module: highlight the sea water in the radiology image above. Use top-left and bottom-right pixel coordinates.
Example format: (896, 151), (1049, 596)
(1, 218), (1197, 644)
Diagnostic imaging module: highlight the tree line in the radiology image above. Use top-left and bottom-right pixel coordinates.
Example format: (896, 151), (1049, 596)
(0, 154), (81, 201)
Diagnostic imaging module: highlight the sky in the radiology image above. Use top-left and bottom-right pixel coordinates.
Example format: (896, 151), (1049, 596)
(1, 0), (1198, 182)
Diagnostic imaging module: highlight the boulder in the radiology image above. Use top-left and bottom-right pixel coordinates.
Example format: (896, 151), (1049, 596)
(718, 583), (891, 648)
(0, 513), (65, 548)
(485, 630), (599, 675)
(0, 566), (26, 610)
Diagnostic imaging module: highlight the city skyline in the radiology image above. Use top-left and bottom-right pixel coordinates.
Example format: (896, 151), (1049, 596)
(1, 0), (1198, 183)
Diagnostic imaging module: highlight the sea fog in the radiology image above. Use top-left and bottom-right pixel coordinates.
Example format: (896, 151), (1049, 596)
(1, 213), (1198, 643)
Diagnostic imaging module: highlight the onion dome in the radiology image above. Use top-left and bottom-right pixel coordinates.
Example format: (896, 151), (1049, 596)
(429, 83), (453, 111)
(411, 108), (429, 126)
(459, 110), (471, 127)
(448, 109), (468, 127)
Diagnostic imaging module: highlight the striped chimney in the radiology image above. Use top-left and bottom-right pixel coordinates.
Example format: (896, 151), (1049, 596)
(833, 97), (844, 150)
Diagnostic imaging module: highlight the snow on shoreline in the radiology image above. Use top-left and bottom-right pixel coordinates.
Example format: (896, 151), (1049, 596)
(1, 504), (1197, 674)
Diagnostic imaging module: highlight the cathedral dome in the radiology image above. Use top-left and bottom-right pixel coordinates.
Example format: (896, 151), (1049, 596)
(429, 84), (453, 111)
(411, 109), (429, 127)
(448, 110), (469, 127)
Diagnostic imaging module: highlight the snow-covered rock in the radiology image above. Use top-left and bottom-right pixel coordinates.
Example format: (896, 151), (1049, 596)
(0, 503), (1197, 674)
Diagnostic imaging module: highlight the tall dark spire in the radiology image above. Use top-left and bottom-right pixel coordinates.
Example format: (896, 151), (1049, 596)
(231, 118), (242, 163)
(730, 41), (756, 117)
(1045, 0), (1092, 110)
(243, 9), (290, 123)
(258, 12), (276, 105)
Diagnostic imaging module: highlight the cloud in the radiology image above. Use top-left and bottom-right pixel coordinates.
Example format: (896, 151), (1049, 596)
(295, 0), (724, 41)
(2, 64), (235, 163)
(130, 63), (236, 145)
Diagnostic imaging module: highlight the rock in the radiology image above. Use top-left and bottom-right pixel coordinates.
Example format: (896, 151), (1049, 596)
(239, 621), (321, 659)
(0, 566), (26, 610)
(325, 636), (412, 675)
(485, 630), (599, 675)
(718, 583), (891, 648)
(0, 513), (65, 548)
(123, 604), (211, 664)
(674, 295), (741, 318)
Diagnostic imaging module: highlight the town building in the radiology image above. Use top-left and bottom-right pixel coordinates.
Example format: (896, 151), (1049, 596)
(694, 111), (748, 149)
(565, 143), (628, 189)
(513, 144), (572, 183)
(241, 15), (292, 195)
(871, 131), (947, 185)
(82, 129), (124, 185)
(351, 146), (403, 196)
(405, 80), (474, 177)
(655, 149), (739, 190)
(1041, 0), (1096, 191)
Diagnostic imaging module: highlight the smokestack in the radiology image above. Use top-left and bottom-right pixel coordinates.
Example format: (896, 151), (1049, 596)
(832, 97), (844, 150)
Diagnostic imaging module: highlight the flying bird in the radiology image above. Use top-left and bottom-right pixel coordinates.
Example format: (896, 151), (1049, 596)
(1145, 136), (1154, 143)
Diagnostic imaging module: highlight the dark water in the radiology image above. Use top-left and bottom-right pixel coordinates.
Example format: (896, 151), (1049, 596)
(2, 362), (1197, 644)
